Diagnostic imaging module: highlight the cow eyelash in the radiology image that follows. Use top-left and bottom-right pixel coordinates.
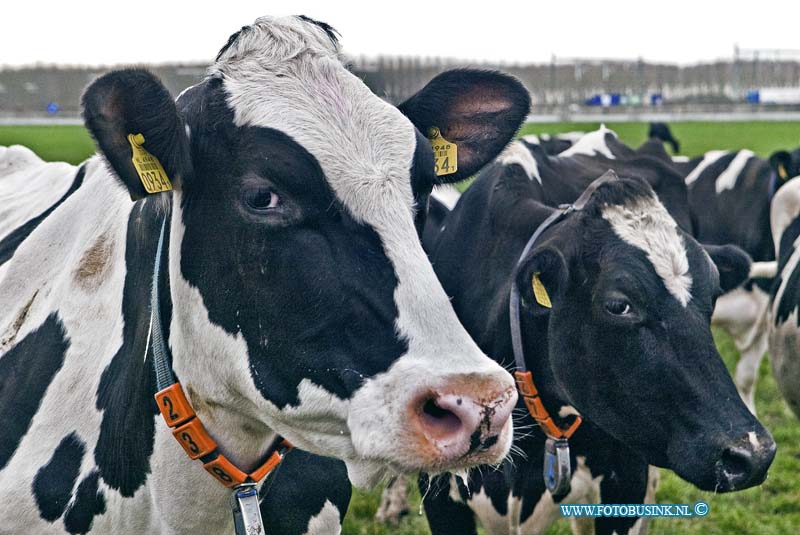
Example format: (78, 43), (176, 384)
(244, 187), (281, 212)
(605, 299), (632, 316)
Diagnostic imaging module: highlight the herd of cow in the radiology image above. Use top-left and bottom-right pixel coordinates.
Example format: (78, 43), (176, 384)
(0, 14), (798, 535)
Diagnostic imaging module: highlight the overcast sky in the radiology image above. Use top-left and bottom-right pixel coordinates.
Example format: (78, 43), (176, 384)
(2, 1), (799, 67)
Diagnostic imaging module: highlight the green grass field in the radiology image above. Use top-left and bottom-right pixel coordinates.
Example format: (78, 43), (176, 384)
(2, 122), (800, 534)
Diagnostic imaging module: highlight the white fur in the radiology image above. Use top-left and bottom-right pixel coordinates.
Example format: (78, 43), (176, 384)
(0, 145), (76, 244)
(602, 195), (693, 307)
(558, 405), (581, 418)
(469, 488), (510, 534)
(684, 150), (728, 186)
(560, 125), (617, 160)
(750, 261), (778, 279)
(770, 176), (800, 258)
(715, 150), (754, 193)
(302, 500), (342, 535)
(431, 184), (462, 211)
(499, 140), (541, 183)
(522, 134), (540, 144)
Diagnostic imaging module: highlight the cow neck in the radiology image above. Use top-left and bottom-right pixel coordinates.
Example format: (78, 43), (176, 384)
(508, 171), (619, 440)
(147, 213), (293, 493)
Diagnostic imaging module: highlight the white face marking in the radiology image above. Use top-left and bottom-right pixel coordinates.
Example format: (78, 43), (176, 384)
(684, 150), (728, 186)
(522, 134), (540, 144)
(560, 125), (617, 160)
(602, 195), (693, 307)
(747, 431), (760, 450)
(499, 140), (541, 183)
(431, 184), (462, 211)
(204, 15), (514, 476)
(715, 150), (754, 193)
(302, 500), (342, 535)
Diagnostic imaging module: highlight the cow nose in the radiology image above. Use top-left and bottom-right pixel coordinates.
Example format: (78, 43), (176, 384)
(715, 430), (777, 491)
(413, 387), (517, 455)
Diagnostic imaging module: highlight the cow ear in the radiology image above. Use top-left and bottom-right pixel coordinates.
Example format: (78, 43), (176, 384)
(704, 244), (752, 292)
(516, 245), (570, 317)
(399, 69), (531, 184)
(769, 150), (794, 181)
(82, 68), (192, 200)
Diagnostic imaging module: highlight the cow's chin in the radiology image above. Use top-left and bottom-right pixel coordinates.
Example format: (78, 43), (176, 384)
(345, 459), (394, 490)
(343, 418), (514, 489)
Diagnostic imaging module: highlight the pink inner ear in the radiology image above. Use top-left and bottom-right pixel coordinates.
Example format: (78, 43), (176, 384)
(450, 86), (515, 116)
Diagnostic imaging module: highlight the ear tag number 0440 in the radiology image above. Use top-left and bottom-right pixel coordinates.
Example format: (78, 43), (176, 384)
(127, 133), (173, 194)
(428, 127), (458, 177)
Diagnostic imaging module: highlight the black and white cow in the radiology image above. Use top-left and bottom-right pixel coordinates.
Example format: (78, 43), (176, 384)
(521, 122), (680, 158)
(522, 131), (586, 156)
(768, 170), (800, 420)
(502, 127), (694, 233)
(0, 16), (532, 534)
(418, 160), (776, 534)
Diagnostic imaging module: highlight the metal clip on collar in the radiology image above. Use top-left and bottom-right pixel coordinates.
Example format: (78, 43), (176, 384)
(231, 483), (265, 535)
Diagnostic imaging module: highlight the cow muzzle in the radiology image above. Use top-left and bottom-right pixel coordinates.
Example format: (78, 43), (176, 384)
(713, 429), (776, 492)
(347, 363), (518, 476)
(411, 381), (518, 462)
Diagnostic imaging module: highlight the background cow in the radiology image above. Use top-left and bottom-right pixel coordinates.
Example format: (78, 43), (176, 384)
(0, 15), (532, 535)
(417, 157), (775, 534)
(768, 171), (800, 420)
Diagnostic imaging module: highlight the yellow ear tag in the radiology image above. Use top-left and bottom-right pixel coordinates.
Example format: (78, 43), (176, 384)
(428, 127), (458, 177)
(778, 164), (788, 180)
(127, 133), (173, 194)
(532, 273), (552, 308)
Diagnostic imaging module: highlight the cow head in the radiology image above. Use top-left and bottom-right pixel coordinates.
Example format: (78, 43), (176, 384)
(81, 15), (530, 485)
(769, 147), (800, 186)
(516, 173), (776, 492)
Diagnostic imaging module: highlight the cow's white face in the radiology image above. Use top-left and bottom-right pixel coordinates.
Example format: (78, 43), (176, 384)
(81, 15), (531, 485)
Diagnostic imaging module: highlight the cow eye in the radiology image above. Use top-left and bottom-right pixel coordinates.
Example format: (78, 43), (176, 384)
(243, 187), (281, 212)
(605, 299), (631, 316)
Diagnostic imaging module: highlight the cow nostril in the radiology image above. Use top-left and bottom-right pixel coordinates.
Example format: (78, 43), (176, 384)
(720, 446), (752, 479)
(419, 397), (463, 440)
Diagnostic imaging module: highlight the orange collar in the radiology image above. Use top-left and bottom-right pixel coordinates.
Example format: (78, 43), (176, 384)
(514, 371), (581, 440)
(155, 382), (293, 488)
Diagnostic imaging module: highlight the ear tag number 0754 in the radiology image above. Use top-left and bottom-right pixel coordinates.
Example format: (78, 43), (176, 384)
(428, 127), (458, 177)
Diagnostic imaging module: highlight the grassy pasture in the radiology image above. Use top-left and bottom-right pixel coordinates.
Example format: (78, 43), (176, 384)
(2, 122), (800, 534)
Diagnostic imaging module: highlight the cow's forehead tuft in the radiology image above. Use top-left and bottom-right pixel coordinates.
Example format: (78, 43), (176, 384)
(600, 193), (693, 307)
(213, 15), (342, 70)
